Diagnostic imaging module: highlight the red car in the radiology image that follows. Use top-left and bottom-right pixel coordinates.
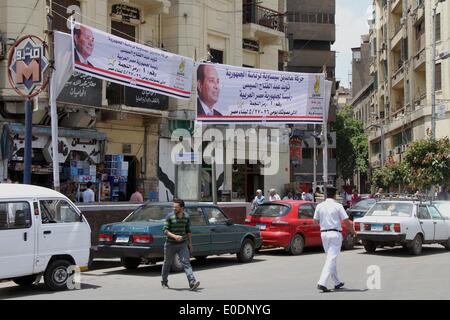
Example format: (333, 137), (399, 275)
(245, 200), (355, 255)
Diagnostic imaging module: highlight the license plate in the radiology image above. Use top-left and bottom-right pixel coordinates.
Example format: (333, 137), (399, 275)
(371, 224), (383, 232)
(257, 224), (266, 230)
(115, 235), (129, 243)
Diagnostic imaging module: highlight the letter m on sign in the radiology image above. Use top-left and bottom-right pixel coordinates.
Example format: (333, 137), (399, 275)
(15, 60), (40, 84)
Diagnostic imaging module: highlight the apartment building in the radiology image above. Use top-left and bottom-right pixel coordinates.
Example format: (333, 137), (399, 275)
(0, 0), (289, 202)
(365, 0), (450, 169)
(285, 0), (337, 188)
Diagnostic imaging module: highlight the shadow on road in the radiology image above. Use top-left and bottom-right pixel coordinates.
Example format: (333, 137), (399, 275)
(357, 246), (449, 258)
(332, 288), (369, 293)
(0, 282), (101, 300)
(94, 256), (266, 277)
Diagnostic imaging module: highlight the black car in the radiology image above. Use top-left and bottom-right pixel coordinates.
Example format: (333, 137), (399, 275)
(347, 198), (377, 220)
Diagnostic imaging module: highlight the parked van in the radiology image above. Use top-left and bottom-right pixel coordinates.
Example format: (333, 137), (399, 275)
(0, 184), (91, 291)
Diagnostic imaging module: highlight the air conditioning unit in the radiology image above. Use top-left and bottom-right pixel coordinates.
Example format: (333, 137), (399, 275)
(389, 150), (395, 157)
(401, 145), (407, 153)
(400, 17), (407, 25)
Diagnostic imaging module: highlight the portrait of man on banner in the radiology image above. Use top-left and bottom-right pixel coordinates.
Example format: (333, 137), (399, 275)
(73, 25), (95, 66)
(197, 64), (223, 117)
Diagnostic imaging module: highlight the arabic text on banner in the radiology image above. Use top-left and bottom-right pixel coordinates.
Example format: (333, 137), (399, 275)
(71, 22), (194, 100)
(195, 63), (325, 124)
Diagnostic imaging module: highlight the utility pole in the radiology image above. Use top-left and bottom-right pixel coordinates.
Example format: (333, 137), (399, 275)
(313, 124), (317, 194)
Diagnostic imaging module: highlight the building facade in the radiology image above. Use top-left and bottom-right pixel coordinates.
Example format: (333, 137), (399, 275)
(0, 0), (290, 202)
(366, 0), (450, 171)
(285, 0), (337, 188)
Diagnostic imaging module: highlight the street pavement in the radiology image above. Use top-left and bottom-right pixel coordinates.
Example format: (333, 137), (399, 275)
(1, 245), (450, 300)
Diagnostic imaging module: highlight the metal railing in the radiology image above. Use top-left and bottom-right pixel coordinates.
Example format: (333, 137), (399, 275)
(243, 4), (286, 33)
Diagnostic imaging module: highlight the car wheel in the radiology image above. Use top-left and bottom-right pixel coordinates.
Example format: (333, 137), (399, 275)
(171, 253), (184, 272)
(237, 239), (255, 263)
(13, 275), (39, 287)
(194, 256), (208, 263)
(287, 234), (305, 255)
(408, 234), (423, 256)
(342, 234), (355, 251)
(121, 258), (141, 270)
(44, 259), (72, 291)
(442, 238), (450, 250)
(363, 241), (377, 253)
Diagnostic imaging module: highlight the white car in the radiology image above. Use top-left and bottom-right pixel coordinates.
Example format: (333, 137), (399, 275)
(0, 184), (91, 290)
(355, 201), (450, 255)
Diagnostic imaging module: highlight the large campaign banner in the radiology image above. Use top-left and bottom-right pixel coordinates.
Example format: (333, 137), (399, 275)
(196, 63), (326, 124)
(71, 22), (194, 100)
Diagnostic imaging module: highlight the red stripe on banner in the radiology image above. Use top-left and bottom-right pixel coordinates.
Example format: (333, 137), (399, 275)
(197, 116), (323, 119)
(75, 62), (191, 96)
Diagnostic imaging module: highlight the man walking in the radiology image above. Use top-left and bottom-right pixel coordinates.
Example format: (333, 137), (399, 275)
(161, 199), (200, 291)
(314, 187), (356, 292)
(268, 188), (281, 201)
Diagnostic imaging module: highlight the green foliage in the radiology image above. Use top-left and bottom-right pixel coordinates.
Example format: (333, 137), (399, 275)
(371, 162), (411, 191)
(335, 105), (369, 181)
(403, 137), (450, 190)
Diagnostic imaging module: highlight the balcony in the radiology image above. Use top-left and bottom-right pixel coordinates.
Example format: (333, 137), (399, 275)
(391, 23), (404, 50)
(132, 0), (170, 14)
(413, 2), (425, 26)
(391, 66), (405, 89)
(379, 46), (387, 62)
(413, 48), (426, 71)
(391, 0), (402, 14)
(243, 4), (286, 44)
(369, 61), (376, 75)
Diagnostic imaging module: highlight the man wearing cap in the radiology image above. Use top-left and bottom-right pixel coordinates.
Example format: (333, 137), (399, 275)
(313, 187), (357, 292)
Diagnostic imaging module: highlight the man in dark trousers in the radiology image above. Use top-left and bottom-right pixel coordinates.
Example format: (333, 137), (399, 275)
(161, 199), (200, 290)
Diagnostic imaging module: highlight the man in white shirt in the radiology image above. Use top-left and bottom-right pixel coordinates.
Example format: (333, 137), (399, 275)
(313, 187), (356, 292)
(197, 65), (223, 116)
(268, 188), (281, 201)
(82, 182), (95, 203)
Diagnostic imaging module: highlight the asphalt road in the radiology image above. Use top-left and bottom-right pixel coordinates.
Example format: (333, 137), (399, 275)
(1, 244), (450, 300)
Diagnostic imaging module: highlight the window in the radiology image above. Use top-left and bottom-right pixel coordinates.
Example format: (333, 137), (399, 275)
(210, 49), (224, 64)
(0, 202), (32, 230)
(40, 200), (80, 224)
(436, 13), (441, 42)
(435, 63), (442, 91)
(203, 207), (229, 225)
(186, 208), (207, 226)
(298, 204), (315, 219)
(417, 206), (431, 220)
(428, 206), (443, 220)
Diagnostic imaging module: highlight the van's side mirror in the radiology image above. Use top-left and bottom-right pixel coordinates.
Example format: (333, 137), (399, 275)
(226, 219), (233, 226)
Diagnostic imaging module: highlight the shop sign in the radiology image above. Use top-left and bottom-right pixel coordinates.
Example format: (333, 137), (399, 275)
(8, 35), (50, 98)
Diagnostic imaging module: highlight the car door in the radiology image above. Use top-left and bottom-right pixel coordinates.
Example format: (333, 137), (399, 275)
(0, 200), (35, 279)
(417, 205), (434, 241)
(37, 198), (90, 271)
(203, 207), (239, 253)
(428, 205), (449, 241)
(297, 204), (320, 246)
(185, 207), (211, 254)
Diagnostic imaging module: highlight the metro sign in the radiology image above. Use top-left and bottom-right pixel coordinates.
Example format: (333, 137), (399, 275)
(8, 35), (49, 98)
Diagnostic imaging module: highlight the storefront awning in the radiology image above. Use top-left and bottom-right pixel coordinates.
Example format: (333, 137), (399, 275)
(6, 123), (107, 141)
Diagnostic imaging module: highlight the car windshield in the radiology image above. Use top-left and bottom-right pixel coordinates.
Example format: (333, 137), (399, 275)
(124, 206), (173, 222)
(365, 203), (413, 217)
(351, 199), (376, 210)
(435, 203), (450, 219)
(251, 204), (290, 217)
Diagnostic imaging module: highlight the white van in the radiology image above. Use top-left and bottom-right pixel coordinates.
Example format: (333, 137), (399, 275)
(0, 184), (91, 291)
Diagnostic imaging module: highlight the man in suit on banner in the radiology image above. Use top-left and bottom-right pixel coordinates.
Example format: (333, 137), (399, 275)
(197, 64), (222, 116)
(73, 25), (95, 66)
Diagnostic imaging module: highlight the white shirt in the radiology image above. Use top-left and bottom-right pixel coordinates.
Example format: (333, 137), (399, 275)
(313, 198), (348, 231)
(269, 194), (281, 201)
(83, 188), (95, 203)
(199, 99), (215, 116)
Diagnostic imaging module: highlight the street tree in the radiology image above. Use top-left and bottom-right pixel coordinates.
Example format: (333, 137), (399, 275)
(334, 105), (369, 183)
(403, 136), (450, 191)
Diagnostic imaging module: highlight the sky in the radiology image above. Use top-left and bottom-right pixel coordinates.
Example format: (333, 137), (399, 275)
(333, 0), (373, 88)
